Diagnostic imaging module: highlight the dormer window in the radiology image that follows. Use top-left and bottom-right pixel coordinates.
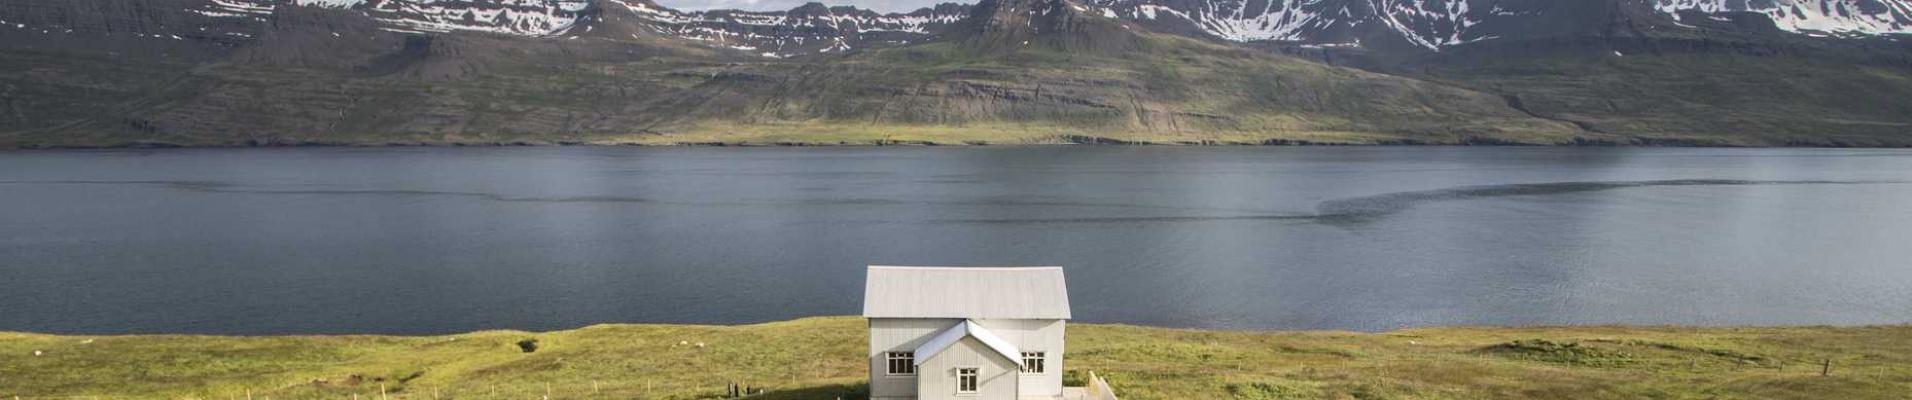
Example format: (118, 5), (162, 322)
(956, 367), (979, 394)
(1020, 351), (1046, 373)
(886, 351), (916, 375)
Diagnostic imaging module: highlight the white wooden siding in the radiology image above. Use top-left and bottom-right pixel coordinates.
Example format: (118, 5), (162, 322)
(871, 318), (1065, 399)
(917, 337), (1019, 400)
(870, 318), (962, 399)
(976, 319), (1066, 396)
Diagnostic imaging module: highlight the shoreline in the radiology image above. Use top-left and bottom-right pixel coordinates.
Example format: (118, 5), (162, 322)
(5, 317), (1909, 338)
(12, 140), (1912, 150)
(8, 134), (1912, 150)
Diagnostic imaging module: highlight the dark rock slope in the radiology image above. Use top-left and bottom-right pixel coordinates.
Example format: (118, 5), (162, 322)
(0, 0), (1908, 147)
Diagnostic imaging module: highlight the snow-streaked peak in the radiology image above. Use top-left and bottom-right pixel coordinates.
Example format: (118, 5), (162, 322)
(605, 0), (966, 58)
(1091, 0), (1912, 52)
(1370, 0), (1478, 49)
(1654, 0), (1912, 37)
(162, 0), (1912, 58)
(1088, 0), (1489, 49)
(193, 0), (591, 36)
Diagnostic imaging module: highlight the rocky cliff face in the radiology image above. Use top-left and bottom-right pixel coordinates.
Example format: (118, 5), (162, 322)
(5, 0), (1906, 58)
(1654, 0), (1912, 37)
(1079, 0), (1911, 51)
(0, 0), (1909, 148)
(603, 0), (969, 57)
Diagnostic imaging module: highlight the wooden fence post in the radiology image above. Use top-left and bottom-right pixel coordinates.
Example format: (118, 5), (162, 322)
(1822, 359), (1832, 376)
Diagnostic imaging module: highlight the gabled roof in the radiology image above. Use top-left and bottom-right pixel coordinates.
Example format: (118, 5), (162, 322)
(914, 320), (1023, 367)
(862, 266), (1072, 319)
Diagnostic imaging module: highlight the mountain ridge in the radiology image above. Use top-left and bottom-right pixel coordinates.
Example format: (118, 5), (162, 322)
(0, 0), (1908, 148)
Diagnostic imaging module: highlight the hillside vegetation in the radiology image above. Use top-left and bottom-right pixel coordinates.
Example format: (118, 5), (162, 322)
(3, 317), (1909, 400)
(5, 0), (1911, 148)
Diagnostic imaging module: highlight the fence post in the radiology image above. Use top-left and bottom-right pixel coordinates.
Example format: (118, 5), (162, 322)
(1822, 359), (1832, 376)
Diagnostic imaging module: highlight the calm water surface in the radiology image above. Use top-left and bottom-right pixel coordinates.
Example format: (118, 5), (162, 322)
(2, 147), (1910, 334)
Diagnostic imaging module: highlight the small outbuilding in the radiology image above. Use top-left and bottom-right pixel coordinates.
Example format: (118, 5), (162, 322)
(864, 265), (1110, 400)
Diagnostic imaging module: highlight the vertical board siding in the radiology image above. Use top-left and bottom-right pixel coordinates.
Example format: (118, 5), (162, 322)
(874, 318), (1066, 399)
(918, 337), (1020, 400)
(864, 266), (1072, 399)
(977, 319), (1066, 397)
(871, 318), (961, 399)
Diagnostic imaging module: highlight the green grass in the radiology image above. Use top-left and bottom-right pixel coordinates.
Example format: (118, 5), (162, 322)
(3, 317), (1909, 399)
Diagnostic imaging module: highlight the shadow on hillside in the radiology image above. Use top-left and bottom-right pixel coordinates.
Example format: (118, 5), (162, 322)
(751, 382), (868, 400)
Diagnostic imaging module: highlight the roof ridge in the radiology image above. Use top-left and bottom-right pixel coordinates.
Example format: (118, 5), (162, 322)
(911, 319), (1023, 367)
(863, 265), (1072, 319)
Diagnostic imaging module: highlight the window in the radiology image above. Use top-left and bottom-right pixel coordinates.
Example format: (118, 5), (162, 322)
(956, 367), (979, 394)
(885, 352), (915, 375)
(1020, 351), (1046, 373)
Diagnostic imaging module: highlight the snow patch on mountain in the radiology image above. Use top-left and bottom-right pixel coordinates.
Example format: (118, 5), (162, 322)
(1371, 0), (1479, 49)
(605, 0), (964, 57)
(192, 0), (589, 36)
(1092, 0), (1911, 52)
(1178, 0), (1322, 42)
(1654, 0), (1912, 36)
(205, 0), (276, 15)
(1090, 0), (1485, 49)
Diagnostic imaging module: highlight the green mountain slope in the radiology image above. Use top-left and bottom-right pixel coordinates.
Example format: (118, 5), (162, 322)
(1365, 23), (1912, 147)
(0, 0), (1908, 147)
(629, 0), (1591, 145)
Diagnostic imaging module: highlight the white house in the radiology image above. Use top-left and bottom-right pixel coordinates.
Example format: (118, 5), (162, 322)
(863, 265), (1078, 400)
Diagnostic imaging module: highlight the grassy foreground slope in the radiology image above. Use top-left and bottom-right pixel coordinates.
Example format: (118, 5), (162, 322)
(2, 317), (1909, 400)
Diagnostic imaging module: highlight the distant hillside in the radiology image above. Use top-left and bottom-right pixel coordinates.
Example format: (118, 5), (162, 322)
(0, 0), (1909, 147)
(3, 317), (1910, 399)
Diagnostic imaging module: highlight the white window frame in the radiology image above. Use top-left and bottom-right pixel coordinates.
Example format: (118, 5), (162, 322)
(1020, 351), (1046, 374)
(885, 352), (916, 375)
(955, 367), (980, 395)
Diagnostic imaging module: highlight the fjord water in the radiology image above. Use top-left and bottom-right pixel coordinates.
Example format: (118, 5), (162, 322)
(2, 147), (1910, 335)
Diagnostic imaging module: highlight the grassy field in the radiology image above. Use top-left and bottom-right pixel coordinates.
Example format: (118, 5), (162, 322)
(2, 317), (1909, 400)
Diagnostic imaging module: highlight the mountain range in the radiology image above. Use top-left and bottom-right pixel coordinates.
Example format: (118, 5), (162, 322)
(1, 0), (1909, 147)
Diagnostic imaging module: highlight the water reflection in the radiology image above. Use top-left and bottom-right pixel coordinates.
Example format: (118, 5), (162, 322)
(1, 147), (1909, 334)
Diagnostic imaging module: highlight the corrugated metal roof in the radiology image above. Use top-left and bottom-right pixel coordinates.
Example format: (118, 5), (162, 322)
(914, 320), (1023, 367)
(862, 265), (1072, 319)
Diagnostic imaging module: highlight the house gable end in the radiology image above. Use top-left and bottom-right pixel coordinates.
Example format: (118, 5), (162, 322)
(914, 320), (1023, 368)
(915, 336), (1021, 400)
